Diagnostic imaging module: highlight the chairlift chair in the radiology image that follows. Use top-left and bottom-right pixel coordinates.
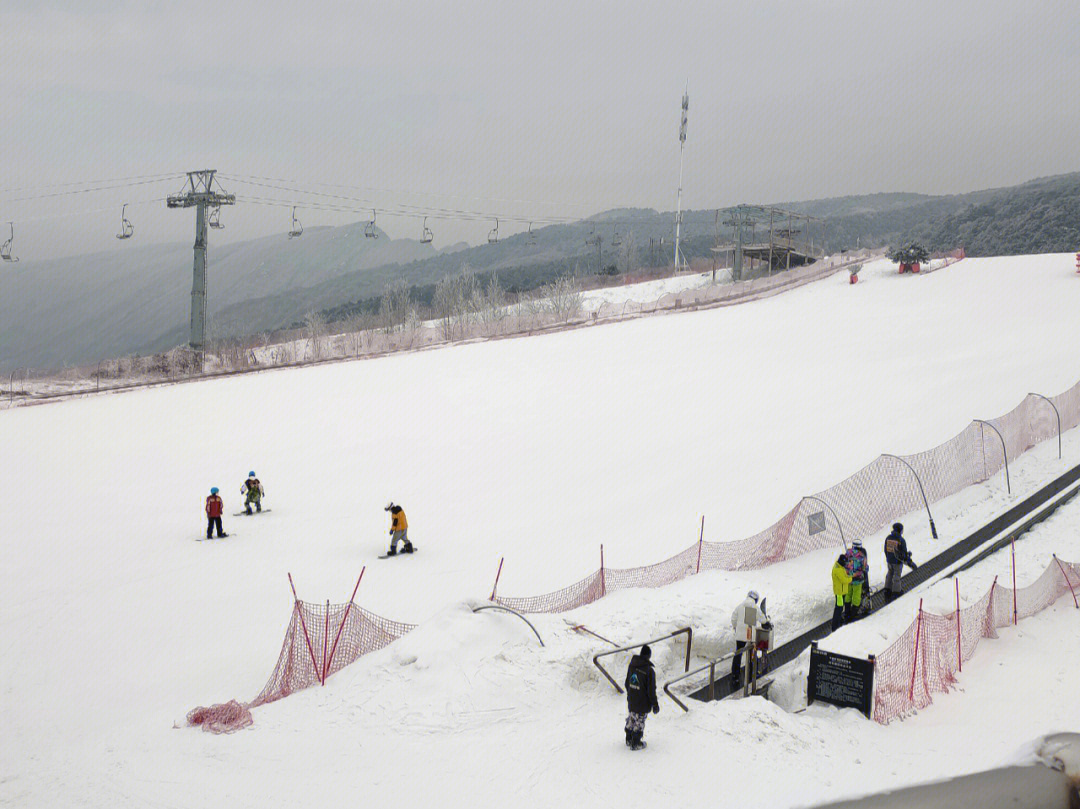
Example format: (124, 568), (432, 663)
(288, 206), (303, 239)
(116, 204), (134, 240)
(487, 218), (499, 244)
(208, 205), (224, 230)
(420, 216), (433, 244)
(1, 222), (18, 262)
(526, 222), (537, 246)
(612, 225), (622, 247)
(365, 210), (378, 239)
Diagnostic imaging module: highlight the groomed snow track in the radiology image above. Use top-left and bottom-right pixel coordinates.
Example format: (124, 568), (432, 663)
(688, 461), (1080, 703)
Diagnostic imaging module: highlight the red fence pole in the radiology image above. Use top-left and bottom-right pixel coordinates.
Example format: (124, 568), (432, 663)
(288, 573), (324, 685)
(696, 516), (704, 574)
(1054, 554), (1079, 609)
(600, 544), (606, 598)
(490, 557), (504, 602)
(325, 567), (365, 682)
(321, 600), (330, 686)
(1011, 537), (1018, 625)
(955, 578), (962, 673)
(908, 599), (924, 702)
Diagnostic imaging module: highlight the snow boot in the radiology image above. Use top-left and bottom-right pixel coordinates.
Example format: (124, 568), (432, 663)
(386, 547), (397, 556)
(403, 542), (415, 554)
(245, 507), (253, 515)
(625, 728), (633, 747)
(630, 731), (646, 750)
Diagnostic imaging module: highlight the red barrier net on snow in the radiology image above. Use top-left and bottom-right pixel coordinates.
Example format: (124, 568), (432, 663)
(187, 599), (415, 733)
(495, 382), (1080, 614)
(872, 557), (1080, 724)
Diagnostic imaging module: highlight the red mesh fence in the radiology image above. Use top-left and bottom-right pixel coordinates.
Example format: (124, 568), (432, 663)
(872, 557), (1080, 724)
(188, 599), (415, 733)
(496, 381), (1080, 613)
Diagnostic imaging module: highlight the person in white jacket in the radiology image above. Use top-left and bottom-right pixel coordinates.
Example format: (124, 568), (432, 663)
(731, 590), (766, 687)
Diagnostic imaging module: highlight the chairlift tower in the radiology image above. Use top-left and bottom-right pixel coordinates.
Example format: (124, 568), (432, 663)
(166, 170), (235, 352)
(673, 86), (689, 271)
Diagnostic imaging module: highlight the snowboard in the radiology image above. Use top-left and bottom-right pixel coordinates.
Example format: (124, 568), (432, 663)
(233, 509), (272, 516)
(378, 547), (418, 559)
(197, 533), (236, 541)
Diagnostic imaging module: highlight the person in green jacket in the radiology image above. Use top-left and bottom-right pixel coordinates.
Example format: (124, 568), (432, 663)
(832, 553), (852, 631)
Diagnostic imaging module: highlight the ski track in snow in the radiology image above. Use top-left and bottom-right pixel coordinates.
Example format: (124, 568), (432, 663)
(2, 254), (1079, 808)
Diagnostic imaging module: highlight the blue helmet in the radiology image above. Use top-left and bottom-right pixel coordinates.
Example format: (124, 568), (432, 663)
(210, 487), (219, 495)
(248, 471), (256, 478)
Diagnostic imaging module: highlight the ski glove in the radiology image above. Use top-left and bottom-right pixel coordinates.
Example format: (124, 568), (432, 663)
(652, 705), (659, 714)
(908, 560), (918, 570)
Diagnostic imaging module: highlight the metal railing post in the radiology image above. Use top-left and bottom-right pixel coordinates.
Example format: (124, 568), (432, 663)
(882, 454), (938, 539)
(1028, 393), (1062, 459)
(974, 420), (1011, 494)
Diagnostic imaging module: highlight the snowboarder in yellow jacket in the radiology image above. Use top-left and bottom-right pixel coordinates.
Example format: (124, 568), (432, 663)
(831, 554), (852, 631)
(385, 502), (413, 555)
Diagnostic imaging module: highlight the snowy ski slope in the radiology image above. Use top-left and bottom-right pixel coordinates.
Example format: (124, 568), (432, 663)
(1, 253), (1079, 808)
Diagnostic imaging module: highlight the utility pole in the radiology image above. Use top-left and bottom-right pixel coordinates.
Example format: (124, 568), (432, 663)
(673, 85), (689, 272)
(166, 170), (236, 352)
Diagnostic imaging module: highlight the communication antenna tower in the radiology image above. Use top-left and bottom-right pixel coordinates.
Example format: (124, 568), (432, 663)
(673, 84), (689, 271)
(166, 170), (236, 352)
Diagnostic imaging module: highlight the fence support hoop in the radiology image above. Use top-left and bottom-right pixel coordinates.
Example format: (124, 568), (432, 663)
(600, 544), (606, 598)
(975, 420), (1011, 494)
(801, 495), (846, 548)
(955, 578), (962, 673)
(882, 454), (938, 539)
(696, 515), (704, 574)
(472, 604), (544, 647)
(324, 568), (365, 682)
(1029, 393), (1062, 459)
(490, 557), (504, 601)
(593, 627), (693, 694)
(288, 573), (324, 685)
(1054, 555), (1079, 609)
(909, 599), (924, 702)
(1011, 537), (1018, 625)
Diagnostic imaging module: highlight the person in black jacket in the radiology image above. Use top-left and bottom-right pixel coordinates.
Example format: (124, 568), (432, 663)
(884, 522), (918, 603)
(624, 644), (659, 750)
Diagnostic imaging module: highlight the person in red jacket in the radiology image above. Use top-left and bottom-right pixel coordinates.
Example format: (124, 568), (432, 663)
(205, 487), (228, 539)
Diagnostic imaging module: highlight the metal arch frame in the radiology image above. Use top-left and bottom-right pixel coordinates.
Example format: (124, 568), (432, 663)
(974, 420), (1011, 494)
(801, 495), (846, 548)
(881, 454), (939, 539)
(472, 604), (544, 647)
(1029, 393), (1062, 459)
(592, 627), (693, 694)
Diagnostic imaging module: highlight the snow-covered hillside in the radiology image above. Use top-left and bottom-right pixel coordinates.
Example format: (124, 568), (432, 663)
(1, 253), (1078, 808)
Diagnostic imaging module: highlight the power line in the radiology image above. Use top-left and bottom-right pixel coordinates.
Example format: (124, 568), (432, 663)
(218, 171), (599, 213)
(1, 176), (185, 204)
(0, 172), (182, 196)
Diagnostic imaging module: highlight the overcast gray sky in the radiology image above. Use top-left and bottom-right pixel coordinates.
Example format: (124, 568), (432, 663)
(3, 0), (1079, 260)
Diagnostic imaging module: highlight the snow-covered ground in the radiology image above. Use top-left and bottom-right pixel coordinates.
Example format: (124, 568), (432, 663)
(1, 253), (1079, 808)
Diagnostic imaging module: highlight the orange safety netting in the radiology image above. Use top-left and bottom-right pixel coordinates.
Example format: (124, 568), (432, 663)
(187, 599), (415, 733)
(495, 382), (1080, 613)
(872, 557), (1080, 724)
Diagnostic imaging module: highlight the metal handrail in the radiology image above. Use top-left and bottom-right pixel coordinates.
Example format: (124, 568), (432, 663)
(472, 604), (544, 647)
(663, 650), (738, 711)
(592, 627), (692, 694)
